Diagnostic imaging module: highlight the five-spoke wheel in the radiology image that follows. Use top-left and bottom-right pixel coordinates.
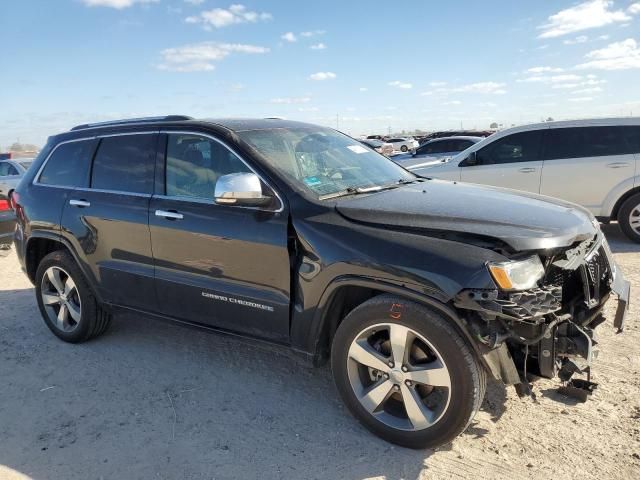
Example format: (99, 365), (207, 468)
(41, 266), (82, 333)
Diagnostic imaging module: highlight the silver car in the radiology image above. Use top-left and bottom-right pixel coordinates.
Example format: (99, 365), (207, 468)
(392, 136), (482, 170)
(0, 158), (34, 197)
(386, 137), (419, 153)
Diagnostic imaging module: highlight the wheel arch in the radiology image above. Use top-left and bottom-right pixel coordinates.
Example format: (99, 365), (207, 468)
(25, 233), (104, 304)
(308, 277), (486, 369)
(611, 185), (640, 220)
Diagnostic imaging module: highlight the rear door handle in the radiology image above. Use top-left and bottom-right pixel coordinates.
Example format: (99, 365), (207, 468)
(155, 209), (183, 220)
(518, 167), (536, 173)
(606, 162), (630, 169)
(69, 199), (90, 208)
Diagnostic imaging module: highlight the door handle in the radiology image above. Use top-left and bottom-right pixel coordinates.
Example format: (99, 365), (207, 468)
(69, 199), (90, 208)
(155, 209), (183, 220)
(518, 167), (536, 173)
(606, 162), (630, 169)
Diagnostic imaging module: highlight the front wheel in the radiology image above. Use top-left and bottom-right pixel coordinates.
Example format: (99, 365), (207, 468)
(400, 145), (408, 152)
(331, 295), (485, 449)
(618, 193), (640, 243)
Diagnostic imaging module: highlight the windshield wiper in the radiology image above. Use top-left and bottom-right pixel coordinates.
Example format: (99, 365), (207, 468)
(319, 179), (420, 200)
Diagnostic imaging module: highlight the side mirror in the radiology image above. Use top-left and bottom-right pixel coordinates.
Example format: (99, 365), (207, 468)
(214, 172), (272, 207)
(461, 151), (478, 167)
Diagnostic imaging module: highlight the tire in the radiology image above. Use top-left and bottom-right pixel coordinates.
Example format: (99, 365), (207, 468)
(618, 193), (640, 243)
(35, 250), (111, 343)
(401, 145), (408, 152)
(331, 295), (485, 449)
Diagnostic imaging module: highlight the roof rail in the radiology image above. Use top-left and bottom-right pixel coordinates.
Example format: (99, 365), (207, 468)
(70, 115), (193, 131)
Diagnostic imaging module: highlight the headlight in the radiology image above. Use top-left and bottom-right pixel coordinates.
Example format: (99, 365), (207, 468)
(487, 256), (545, 291)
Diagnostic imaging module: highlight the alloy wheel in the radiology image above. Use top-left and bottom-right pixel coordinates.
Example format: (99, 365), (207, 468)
(41, 266), (82, 333)
(346, 323), (452, 431)
(629, 204), (640, 235)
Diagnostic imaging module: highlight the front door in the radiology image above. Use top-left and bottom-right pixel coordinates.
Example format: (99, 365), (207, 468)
(148, 132), (291, 341)
(460, 130), (545, 194)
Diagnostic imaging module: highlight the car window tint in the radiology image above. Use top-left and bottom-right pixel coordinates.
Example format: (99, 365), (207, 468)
(453, 140), (473, 151)
(477, 130), (542, 165)
(91, 134), (156, 194)
(626, 126), (640, 153)
(544, 126), (632, 160)
(0, 162), (18, 176)
(39, 140), (95, 187)
(165, 134), (251, 200)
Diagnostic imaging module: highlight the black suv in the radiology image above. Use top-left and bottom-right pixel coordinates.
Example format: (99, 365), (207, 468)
(13, 116), (630, 449)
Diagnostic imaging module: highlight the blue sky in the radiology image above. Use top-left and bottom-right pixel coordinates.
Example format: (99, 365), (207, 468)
(1, 0), (639, 147)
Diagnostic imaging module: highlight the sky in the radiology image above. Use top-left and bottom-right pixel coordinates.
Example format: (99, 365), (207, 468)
(1, 0), (640, 148)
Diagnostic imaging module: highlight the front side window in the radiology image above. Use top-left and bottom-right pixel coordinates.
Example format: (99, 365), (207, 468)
(39, 139), (95, 187)
(91, 134), (156, 194)
(476, 130), (542, 165)
(165, 134), (251, 200)
(0, 162), (18, 176)
(419, 141), (449, 155)
(238, 127), (415, 198)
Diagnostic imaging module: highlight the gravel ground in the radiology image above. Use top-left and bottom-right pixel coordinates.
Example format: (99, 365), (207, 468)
(0, 224), (638, 480)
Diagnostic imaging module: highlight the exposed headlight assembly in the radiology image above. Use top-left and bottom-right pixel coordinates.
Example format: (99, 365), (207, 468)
(488, 255), (545, 291)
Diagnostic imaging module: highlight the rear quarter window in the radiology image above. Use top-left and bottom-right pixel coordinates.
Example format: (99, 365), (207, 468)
(38, 139), (95, 187)
(544, 126), (635, 160)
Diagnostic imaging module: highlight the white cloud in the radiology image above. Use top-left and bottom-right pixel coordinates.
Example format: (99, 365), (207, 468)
(82, 0), (157, 8)
(309, 71), (336, 80)
(449, 81), (507, 94)
(518, 74), (583, 84)
(157, 42), (270, 72)
(300, 30), (326, 37)
(598, 34), (610, 40)
(564, 35), (589, 44)
(281, 32), (297, 42)
(572, 86), (603, 94)
(526, 66), (564, 73)
(569, 96), (594, 102)
(185, 4), (272, 29)
(184, 0), (205, 5)
(576, 38), (640, 70)
(429, 81), (447, 87)
(297, 106), (319, 112)
(629, 3), (640, 15)
(359, 87), (368, 92)
(270, 97), (311, 104)
(537, 0), (630, 38)
(310, 43), (326, 50)
(443, 100), (462, 106)
(388, 80), (413, 89)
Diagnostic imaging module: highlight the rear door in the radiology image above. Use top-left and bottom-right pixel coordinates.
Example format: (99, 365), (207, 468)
(61, 132), (158, 311)
(540, 126), (638, 216)
(460, 129), (544, 193)
(148, 132), (291, 341)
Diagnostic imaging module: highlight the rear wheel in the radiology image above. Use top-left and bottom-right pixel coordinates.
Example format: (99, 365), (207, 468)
(35, 250), (111, 343)
(331, 295), (485, 449)
(618, 193), (640, 243)
(401, 145), (408, 152)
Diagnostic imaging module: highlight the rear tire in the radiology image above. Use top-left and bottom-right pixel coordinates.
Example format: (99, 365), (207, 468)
(618, 193), (640, 243)
(331, 295), (485, 449)
(35, 250), (111, 343)
(401, 145), (408, 152)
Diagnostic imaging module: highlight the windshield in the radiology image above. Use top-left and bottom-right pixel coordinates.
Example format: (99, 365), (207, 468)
(238, 127), (415, 199)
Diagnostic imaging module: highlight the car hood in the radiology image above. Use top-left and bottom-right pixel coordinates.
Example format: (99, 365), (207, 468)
(335, 180), (597, 251)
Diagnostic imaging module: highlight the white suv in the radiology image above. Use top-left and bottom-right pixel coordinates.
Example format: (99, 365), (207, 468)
(412, 118), (640, 242)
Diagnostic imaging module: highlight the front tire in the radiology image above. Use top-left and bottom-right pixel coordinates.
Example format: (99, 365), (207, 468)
(35, 250), (111, 343)
(331, 295), (485, 449)
(618, 193), (640, 243)
(401, 145), (408, 152)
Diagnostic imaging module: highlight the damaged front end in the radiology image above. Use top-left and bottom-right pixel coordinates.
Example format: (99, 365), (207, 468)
(455, 231), (630, 400)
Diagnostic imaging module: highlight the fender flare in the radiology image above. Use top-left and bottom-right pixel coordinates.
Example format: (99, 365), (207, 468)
(25, 231), (105, 304)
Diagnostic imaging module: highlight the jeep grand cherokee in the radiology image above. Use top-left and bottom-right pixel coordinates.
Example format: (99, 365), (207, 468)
(12, 116), (630, 449)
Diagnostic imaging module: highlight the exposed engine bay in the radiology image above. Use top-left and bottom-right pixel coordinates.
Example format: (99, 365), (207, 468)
(454, 232), (630, 401)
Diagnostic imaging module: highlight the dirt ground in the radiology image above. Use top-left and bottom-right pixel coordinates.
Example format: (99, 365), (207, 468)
(0, 224), (638, 480)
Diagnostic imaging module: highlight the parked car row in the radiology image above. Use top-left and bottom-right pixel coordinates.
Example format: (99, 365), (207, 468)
(397, 118), (640, 243)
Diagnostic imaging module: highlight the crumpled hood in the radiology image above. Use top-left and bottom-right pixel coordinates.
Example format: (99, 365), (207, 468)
(335, 180), (597, 251)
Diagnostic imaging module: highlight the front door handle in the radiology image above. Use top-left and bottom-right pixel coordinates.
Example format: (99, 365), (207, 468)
(155, 209), (183, 220)
(69, 199), (90, 208)
(606, 162), (630, 169)
(518, 167), (536, 173)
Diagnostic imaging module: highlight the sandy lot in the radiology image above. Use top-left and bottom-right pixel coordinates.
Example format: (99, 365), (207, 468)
(0, 225), (638, 480)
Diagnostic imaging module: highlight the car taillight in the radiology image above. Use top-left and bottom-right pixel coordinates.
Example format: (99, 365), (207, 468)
(7, 191), (19, 211)
(0, 199), (10, 211)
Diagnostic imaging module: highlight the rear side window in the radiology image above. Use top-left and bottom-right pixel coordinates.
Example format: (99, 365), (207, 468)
(38, 140), (95, 187)
(476, 130), (542, 165)
(0, 162), (19, 176)
(91, 134), (156, 194)
(544, 126), (634, 160)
